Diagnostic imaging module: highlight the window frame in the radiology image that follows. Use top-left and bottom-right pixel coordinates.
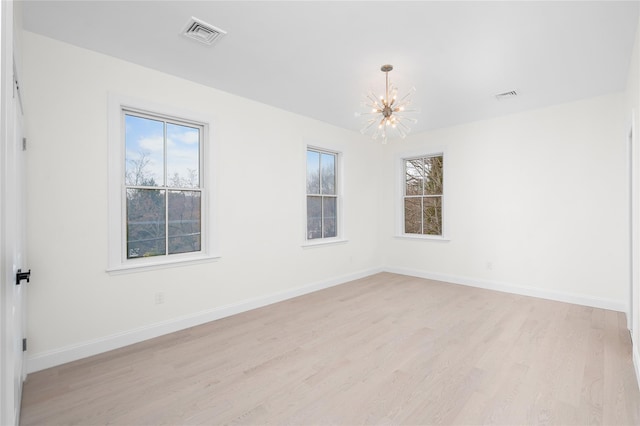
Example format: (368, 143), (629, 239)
(303, 145), (346, 247)
(107, 94), (219, 273)
(396, 149), (449, 241)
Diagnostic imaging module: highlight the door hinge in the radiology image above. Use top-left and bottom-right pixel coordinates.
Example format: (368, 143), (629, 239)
(22, 137), (26, 151)
(22, 338), (27, 352)
(16, 269), (31, 285)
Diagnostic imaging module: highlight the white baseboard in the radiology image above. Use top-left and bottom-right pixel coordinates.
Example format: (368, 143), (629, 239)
(27, 267), (383, 373)
(384, 267), (627, 313)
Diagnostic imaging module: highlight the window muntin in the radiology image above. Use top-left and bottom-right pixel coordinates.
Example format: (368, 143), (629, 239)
(306, 148), (338, 240)
(124, 110), (203, 259)
(403, 155), (443, 236)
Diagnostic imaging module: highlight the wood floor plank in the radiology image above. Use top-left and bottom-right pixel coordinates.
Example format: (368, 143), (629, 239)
(20, 273), (640, 425)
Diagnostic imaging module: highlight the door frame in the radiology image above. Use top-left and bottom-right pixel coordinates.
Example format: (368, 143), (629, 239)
(0, 0), (20, 424)
(629, 114), (636, 334)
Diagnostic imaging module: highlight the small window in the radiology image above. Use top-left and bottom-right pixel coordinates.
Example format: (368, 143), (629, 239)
(403, 154), (444, 236)
(306, 148), (338, 240)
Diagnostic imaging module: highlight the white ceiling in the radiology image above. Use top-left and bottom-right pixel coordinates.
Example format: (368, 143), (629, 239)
(22, 1), (640, 134)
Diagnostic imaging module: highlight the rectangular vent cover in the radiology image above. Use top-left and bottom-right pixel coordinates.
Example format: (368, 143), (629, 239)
(182, 17), (227, 46)
(495, 90), (518, 100)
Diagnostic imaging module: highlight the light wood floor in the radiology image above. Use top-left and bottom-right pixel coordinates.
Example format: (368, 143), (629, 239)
(20, 273), (640, 425)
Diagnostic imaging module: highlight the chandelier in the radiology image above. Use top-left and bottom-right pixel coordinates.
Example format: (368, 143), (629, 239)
(358, 64), (418, 144)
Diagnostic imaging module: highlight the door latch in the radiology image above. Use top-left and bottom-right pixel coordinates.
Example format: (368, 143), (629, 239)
(16, 269), (30, 285)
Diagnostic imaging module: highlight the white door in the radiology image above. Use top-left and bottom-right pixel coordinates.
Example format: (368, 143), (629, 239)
(1, 68), (27, 425)
(13, 69), (27, 390)
(0, 2), (24, 424)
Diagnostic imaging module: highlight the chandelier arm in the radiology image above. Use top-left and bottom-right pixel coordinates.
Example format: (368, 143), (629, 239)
(361, 119), (379, 134)
(396, 119), (411, 131)
(366, 92), (380, 105)
(372, 125), (381, 140)
(395, 97), (413, 107)
(397, 89), (415, 103)
(396, 115), (414, 122)
(396, 100), (412, 110)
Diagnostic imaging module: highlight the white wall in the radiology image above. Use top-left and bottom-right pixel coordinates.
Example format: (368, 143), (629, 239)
(22, 31), (382, 371)
(381, 92), (629, 310)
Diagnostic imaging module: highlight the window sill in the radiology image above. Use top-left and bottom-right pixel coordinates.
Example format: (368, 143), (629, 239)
(107, 253), (221, 275)
(301, 238), (349, 249)
(394, 234), (451, 242)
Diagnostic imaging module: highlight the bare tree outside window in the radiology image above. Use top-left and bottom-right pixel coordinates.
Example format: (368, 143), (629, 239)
(404, 155), (443, 236)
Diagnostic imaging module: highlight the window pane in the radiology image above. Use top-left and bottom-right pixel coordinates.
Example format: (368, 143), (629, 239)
(167, 123), (200, 188)
(321, 153), (336, 195)
(307, 150), (320, 194)
(405, 158), (423, 196)
(404, 197), (422, 234)
(307, 196), (322, 239)
(424, 155), (443, 195)
(168, 190), (201, 254)
(125, 114), (164, 186)
(322, 197), (337, 238)
(126, 189), (166, 258)
(423, 197), (442, 235)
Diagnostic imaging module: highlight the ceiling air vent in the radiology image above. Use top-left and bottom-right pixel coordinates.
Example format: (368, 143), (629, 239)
(495, 90), (518, 100)
(181, 17), (227, 46)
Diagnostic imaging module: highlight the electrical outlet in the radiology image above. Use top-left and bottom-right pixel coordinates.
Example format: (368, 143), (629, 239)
(486, 261), (493, 271)
(155, 292), (165, 305)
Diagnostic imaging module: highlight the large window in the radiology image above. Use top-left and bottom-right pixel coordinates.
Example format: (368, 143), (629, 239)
(403, 154), (444, 236)
(306, 148), (338, 240)
(124, 111), (202, 258)
(108, 95), (216, 272)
